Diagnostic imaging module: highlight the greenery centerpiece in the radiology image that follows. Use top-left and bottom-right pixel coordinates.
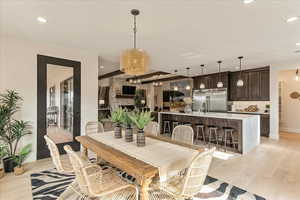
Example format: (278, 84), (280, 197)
(0, 144), (8, 178)
(0, 90), (32, 172)
(129, 111), (153, 147)
(110, 108), (125, 138)
(121, 111), (134, 142)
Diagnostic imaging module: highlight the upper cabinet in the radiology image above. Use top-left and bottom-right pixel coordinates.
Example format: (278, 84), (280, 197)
(193, 66), (270, 101)
(193, 72), (229, 90)
(229, 66), (270, 101)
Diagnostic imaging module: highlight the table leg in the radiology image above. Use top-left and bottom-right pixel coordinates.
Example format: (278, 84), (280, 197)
(82, 146), (88, 160)
(141, 176), (154, 200)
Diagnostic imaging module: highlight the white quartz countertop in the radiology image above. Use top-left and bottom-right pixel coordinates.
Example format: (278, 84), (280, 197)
(159, 111), (259, 120)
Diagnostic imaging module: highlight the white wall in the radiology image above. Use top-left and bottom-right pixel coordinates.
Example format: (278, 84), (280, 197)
(1, 36), (98, 162)
(270, 60), (300, 140)
(278, 70), (300, 133)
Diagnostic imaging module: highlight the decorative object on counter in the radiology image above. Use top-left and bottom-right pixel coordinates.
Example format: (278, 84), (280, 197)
(110, 108), (125, 138)
(0, 144), (8, 178)
(295, 69), (299, 81)
(129, 111), (153, 147)
(183, 97), (193, 113)
(217, 61), (224, 88)
(0, 90), (32, 173)
(121, 9), (149, 75)
(237, 56), (244, 87)
(121, 111), (134, 142)
(290, 91), (300, 99)
(13, 144), (32, 175)
(200, 64), (206, 89)
(265, 104), (270, 113)
(244, 105), (259, 112)
(185, 67), (191, 90)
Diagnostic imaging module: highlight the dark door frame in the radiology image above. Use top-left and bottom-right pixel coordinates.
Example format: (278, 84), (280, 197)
(37, 54), (81, 160)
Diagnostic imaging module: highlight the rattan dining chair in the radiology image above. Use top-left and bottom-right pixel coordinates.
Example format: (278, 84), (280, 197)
(85, 121), (105, 135)
(144, 121), (160, 136)
(63, 145), (138, 200)
(172, 125), (194, 145)
(44, 135), (73, 173)
(149, 147), (216, 200)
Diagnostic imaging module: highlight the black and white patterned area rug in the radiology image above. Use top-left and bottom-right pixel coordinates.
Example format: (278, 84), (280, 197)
(30, 167), (265, 200)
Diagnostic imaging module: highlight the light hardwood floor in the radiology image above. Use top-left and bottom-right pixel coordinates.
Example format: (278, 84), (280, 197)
(1, 132), (299, 200)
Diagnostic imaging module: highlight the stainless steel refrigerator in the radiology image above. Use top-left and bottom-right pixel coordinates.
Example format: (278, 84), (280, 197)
(192, 88), (227, 112)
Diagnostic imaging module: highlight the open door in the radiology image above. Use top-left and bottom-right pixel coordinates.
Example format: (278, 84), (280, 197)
(37, 55), (81, 160)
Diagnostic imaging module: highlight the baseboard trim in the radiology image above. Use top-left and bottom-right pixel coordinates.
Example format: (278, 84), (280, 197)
(280, 127), (300, 134)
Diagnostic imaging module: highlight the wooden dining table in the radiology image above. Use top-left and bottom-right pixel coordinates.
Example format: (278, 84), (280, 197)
(76, 133), (204, 200)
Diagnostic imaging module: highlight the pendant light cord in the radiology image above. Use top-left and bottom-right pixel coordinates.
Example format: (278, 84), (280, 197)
(133, 15), (137, 49)
(238, 56), (243, 79)
(218, 61), (222, 81)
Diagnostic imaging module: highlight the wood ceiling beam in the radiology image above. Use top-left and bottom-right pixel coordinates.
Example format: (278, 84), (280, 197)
(126, 71), (170, 81)
(98, 70), (124, 80)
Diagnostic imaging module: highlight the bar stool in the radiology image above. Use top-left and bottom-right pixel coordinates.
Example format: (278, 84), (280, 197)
(195, 124), (206, 143)
(163, 120), (171, 135)
(208, 125), (218, 147)
(172, 121), (179, 131)
(223, 127), (238, 151)
(184, 123), (192, 127)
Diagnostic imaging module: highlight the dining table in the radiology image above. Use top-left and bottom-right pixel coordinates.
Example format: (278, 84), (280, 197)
(76, 132), (204, 200)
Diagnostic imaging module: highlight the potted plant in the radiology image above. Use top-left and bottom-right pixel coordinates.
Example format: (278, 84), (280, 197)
(121, 111), (133, 142)
(13, 144), (32, 175)
(0, 90), (32, 172)
(0, 144), (8, 178)
(129, 111), (153, 147)
(110, 108), (124, 138)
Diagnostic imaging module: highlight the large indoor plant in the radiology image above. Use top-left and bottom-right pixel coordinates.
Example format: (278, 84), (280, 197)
(13, 144), (32, 175)
(129, 111), (152, 147)
(110, 108), (124, 138)
(0, 90), (32, 172)
(0, 144), (8, 178)
(121, 111), (134, 142)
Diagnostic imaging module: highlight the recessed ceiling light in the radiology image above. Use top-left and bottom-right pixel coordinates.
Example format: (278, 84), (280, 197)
(287, 16), (299, 23)
(99, 65), (105, 69)
(243, 0), (255, 4)
(37, 17), (47, 23)
(296, 43), (300, 46)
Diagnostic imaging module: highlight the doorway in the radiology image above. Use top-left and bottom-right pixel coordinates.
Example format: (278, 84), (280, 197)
(37, 55), (81, 160)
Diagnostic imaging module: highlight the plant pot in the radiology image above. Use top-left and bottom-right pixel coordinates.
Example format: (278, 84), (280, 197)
(3, 157), (17, 173)
(137, 129), (146, 147)
(114, 123), (122, 139)
(14, 166), (24, 176)
(125, 127), (133, 142)
(0, 168), (4, 179)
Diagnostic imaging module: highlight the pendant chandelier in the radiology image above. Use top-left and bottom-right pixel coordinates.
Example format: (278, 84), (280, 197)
(237, 56), (244, 87)
(173, 69), (179, 91)
(200, 64), (205, 89)
(121, 9), (149, 75)
(217, 61), (223, 88)
(185, 67), (191, 90)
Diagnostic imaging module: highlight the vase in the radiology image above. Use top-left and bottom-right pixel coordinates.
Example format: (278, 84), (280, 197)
(3, 157), (17, 173)
(14, 166), (24, 176)
(114, 123), (122, 139)
(125, 126), (133, 142)
(137, 129), (146, 147)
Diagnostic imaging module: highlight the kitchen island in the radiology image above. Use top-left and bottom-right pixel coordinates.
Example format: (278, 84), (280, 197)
(158, 112), (260, 154)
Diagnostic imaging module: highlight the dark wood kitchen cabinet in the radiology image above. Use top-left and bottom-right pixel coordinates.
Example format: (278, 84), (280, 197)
(229, 66), (270, 101)
(193, 72), (229, 90)
(261, 114), (270, 137)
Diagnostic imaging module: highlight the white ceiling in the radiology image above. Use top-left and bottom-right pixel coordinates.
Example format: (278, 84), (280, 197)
(1, 0), (300, 75)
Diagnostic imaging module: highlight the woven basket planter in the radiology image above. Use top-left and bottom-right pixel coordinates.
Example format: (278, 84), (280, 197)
(114, 123), (122, 139)
(137, 129), (146, 147)
(125, 127), (133, 142)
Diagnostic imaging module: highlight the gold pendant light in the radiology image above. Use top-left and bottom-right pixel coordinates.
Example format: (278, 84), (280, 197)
(121, 9), (149, 75)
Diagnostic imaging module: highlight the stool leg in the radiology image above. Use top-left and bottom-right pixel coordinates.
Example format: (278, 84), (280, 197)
(201, 127), (206, 144)
(224, 130), (227, 152)
(214, 129), (218, 146)
(196, 127), (199, 140)
(208, 129), (212, 148)
(230, 131), (236, 149)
